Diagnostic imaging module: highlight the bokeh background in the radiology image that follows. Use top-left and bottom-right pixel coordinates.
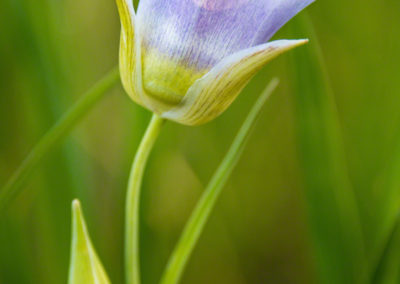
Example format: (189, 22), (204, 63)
(1, 0), (400, 283)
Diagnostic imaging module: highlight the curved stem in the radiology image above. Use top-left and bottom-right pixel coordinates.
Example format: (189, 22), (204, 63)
(125, 114), (165, 284)
(159, 79), (279, 284)
(0, 67), (120, 213)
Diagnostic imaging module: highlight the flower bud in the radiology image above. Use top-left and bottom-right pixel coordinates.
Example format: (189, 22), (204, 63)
(116, 0), (314, 125)
(68, 200), (110, 284)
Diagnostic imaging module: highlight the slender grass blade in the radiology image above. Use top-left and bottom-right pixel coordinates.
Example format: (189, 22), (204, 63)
(290, 14), (368, 283)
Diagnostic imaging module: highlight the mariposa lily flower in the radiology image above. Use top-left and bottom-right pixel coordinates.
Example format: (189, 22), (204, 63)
(116, 0), (314, 125)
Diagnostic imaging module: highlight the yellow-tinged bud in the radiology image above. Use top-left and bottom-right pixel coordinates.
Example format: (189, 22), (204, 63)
(116, 0), (312, 125)
(68, 200), (110, 284)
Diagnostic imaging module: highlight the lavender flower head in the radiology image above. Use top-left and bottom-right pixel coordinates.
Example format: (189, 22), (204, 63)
(116, 0), (314, 125)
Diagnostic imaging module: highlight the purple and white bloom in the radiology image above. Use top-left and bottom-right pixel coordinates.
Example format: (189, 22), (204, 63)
(116, 0), (314, 125)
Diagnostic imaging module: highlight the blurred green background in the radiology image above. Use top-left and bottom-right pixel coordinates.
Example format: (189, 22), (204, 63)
(1, 0), (400, 283)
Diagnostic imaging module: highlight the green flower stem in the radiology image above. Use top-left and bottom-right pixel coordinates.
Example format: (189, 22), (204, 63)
(125, 114), (165, 284)
(0, 67), (120, 213)
(160, 79), (279, 284)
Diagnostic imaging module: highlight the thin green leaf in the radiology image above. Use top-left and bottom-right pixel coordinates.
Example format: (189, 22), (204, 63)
(370, 128), (400, 279)
(373, 215), (400, 284)
(370, 126), (400, 283)
(0, 67), (119, 213)
(68, 200), (111, 284)
(290, 15), (368, 283)
(159, 78), (280, 284)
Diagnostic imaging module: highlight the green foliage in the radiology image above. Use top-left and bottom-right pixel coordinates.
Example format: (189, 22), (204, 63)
(0, 68), (119, 213)
(2, 0), (400, 283)
(290, 15), (367, 283)
(373, 216), (400, 284)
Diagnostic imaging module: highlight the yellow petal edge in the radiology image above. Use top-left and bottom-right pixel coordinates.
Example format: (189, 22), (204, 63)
(116, 0), (138, 105)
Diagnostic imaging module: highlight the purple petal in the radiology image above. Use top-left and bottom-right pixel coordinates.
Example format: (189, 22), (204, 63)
(137, 0), (314, 70)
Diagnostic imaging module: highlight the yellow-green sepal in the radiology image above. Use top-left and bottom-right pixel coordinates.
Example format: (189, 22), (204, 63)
(116, 0), (174, 115)
(163, 39), (308, 125)
(116, 0), (139, 106)
(68, 200), (111, 284)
